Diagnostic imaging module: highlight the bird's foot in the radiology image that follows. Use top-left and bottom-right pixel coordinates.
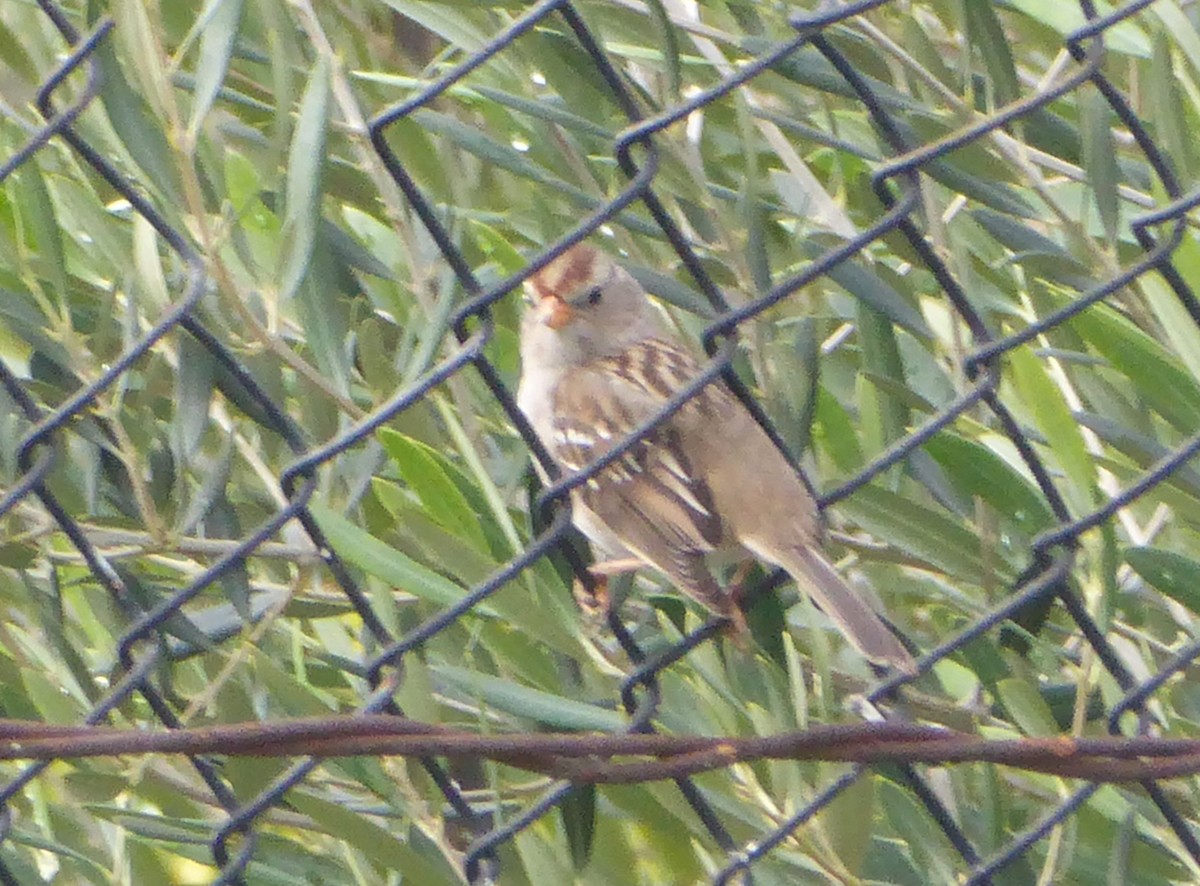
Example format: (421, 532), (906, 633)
(572, 558), (641, 619)
(725, 560), (755, 605)
(722, 605), (750, 642)
(719, 561), (756, 647)
(572, 571), (610, 621)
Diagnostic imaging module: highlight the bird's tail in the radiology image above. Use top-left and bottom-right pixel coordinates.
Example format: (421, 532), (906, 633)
(748, 541), (916, 674)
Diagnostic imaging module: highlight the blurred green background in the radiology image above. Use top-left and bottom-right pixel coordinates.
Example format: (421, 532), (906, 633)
(3, 1), (1200, 883)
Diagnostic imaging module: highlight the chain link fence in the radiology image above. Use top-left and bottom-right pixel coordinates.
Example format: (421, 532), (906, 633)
(3, 0), (1200, 883)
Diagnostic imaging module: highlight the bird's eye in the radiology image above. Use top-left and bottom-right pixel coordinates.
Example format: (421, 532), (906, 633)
(585, 287), (603, 305)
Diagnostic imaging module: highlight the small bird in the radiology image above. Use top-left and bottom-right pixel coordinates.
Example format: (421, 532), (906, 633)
(517, 244), (915, 673)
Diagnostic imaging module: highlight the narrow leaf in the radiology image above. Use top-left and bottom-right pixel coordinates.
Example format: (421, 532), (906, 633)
(964, 0), (1020, 107)
(435, 664), (625, 731)
(1003, 1), (1151, 57)
(1065, 295), (1200, 432)
(995, 677), (1060, 737)
(807, 242), (931, 338)
(837, 484), (1007, 583)
(279, 55), (330, 301)
(1081, 90), (1121, 243)
(924, 432), (1056, 534)
(1125, 547), (1200, 615)
(172, 331), (215, 463)
(186, 0), (244, 140)
(1008, 346), (1096, 512)
(561, 785), (597, 870)
(309, 504), (494, 614)
(380, 430), (493, 551)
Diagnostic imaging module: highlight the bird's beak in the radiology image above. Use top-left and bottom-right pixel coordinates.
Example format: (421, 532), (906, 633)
(540, 295), (574, 329)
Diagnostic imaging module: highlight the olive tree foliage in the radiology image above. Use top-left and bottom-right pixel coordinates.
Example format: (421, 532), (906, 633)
(1, 1), (1199, 884)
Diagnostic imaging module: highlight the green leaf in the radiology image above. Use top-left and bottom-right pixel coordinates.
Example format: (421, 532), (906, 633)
(643, 0), (681, 102)
(856, 302), (909, 485)
(859, 371), (935, 414)
(1004, 0), (1151, 57)
(1153, 3), (1200, 79)
(972, 208), (1070, 256)
(995, 677), (1060, 737)
(1145, 29), (1196, 183)
(288, 791), (455, 883)
(1081, 90), (1120, 243)
(12, 162), (66, 303)
(806, 241), (931, 338)
(824, 772), (876, 878)
(837, 484), (1008, 583)
(624, 263), (714, 317)
(1063, 294), (1200, 432)
(309, 503), (494, 614)
(471, 87), (612, 138)
(764, 319), (820, 459)
(120, 568), (214, 652)
(964, 0), (1019, 107)
(760, 41), (926, 114)
(171, 332), (214, 463)
(924, 432), (1056, 534)
(279, 54), (330, 301)
(412, 108), (564, 189)
(1124, 547), (1200, 615)
(295, 235), (352, 396)
(1144, 236), (1200, 385)
(971, 209), (1095, 290)
(902, 117), (1037, 217)
(1109, 809), (1136, 886)
(470, 219), (528, 276)
(434, 664), (626, 731)
(95, 29), (181, 203)
(1075, 412), (1200, 499)
(1008, 345), (1096, 512)
(0, 16), (37, 82)
(815, 388), (865, 473)
(324, 216), (393, 279)
(20, 667), (82, 725)
(186, 0), (244, 140)
(6, 822), (112, 877)
(370, 479), (497, 585)
(202, 494), (252, 621)
(249, 647), (331, 717)
(531, 28), (621, 121)
(560, 785), (597, 870)
(879, 779), (964, 884)
(378, 0), (491, 53)
(378, 429), (489, 552)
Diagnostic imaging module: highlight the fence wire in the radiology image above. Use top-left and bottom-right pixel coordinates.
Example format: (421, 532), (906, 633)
(3, 0), (1200, 883)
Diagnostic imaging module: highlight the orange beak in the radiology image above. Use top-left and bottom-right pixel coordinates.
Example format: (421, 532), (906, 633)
(542, 295), (574, 329)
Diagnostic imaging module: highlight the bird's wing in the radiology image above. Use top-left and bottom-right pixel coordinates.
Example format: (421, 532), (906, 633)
(549, 340), (728, 560)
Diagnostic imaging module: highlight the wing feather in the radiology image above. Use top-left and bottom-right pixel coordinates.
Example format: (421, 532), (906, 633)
(549, 341), (728, 557)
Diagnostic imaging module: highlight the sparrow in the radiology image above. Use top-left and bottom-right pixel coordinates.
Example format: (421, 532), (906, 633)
(516, 243), (915, 672)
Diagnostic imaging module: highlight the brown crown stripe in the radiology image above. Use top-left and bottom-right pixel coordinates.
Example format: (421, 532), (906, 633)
(528, 244), (600, 300)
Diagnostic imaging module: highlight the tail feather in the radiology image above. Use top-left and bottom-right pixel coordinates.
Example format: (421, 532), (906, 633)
(747, 540), (916, 674)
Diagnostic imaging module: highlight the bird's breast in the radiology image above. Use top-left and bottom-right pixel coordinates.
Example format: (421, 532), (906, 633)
(516, 367), (561, 445)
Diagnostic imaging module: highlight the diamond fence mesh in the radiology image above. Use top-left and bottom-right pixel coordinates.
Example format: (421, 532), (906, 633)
(3, 0), (1200, 883)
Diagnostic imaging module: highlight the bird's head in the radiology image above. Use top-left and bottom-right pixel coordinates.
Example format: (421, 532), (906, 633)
(519, 244), (658, 368)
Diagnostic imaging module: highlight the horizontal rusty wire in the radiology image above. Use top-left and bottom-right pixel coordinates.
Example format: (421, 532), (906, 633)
(2, 0), (1200, 884)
